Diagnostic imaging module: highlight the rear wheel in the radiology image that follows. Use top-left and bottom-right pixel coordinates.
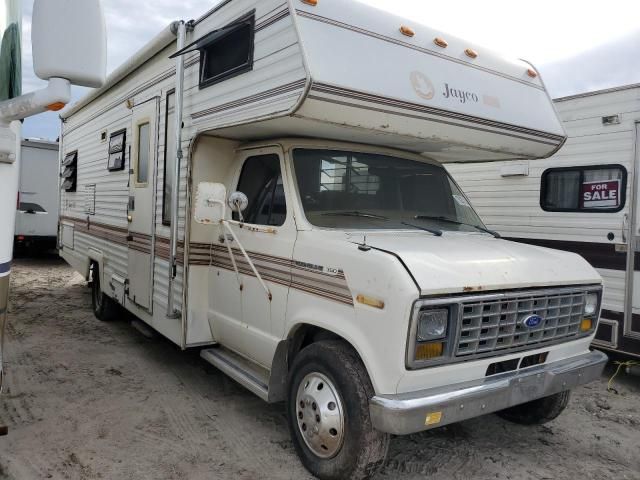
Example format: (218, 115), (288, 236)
(90, 265), (119, 321)
(497, 391), (571, 425)
(287, 340), (389, 480)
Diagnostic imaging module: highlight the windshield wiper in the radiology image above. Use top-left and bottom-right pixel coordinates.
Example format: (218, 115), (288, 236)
(401, 222), (443, 237)
(320, 211), (389, 220)
(414, 215), (501, 238)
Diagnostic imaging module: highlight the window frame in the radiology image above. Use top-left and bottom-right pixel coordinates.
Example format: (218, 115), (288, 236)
(233, 153), (287, 228)
(107, 128), (127, 171)
(162, 89), (176, 226)
(540, 164), (628, 213)
(198, 11), (256, 90)
(133, 119), (151, 188)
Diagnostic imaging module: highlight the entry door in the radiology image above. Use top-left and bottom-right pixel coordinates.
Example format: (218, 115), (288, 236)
(216, 147), (296, 368)
(629, 122), (640, 338)
(127, 99), (159, 310)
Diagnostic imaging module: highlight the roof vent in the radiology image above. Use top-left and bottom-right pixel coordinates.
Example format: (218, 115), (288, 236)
(602, 115), (620, 126)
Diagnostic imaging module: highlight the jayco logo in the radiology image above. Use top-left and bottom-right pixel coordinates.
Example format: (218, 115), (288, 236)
(442, 83), (479, 104)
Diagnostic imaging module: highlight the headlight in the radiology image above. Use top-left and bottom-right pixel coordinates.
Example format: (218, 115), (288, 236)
(585, 293), (598, 316)
(417, 310), (448, 342)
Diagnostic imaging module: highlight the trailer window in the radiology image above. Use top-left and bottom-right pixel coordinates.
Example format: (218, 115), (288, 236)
(199, 12), (255, 89)
(541, 165), (627, 212)
(136, 122), (150, 185)
(234, 154), (286, 227)
(107, 129), (126, 171)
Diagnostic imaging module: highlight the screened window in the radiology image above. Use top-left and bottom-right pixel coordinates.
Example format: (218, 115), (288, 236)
(163, 91), (176, 225)
(199, 12), (255, 88)
(234, 154), (286, 226)
(136, 122), (150, 184)
(541, 165), (627, 212)
(107, 129), (126, 171)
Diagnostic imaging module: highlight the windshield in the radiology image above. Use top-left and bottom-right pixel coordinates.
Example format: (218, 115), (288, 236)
(292, 149), (487, 233)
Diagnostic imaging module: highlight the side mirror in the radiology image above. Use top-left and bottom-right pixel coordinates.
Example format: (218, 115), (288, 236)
(228, 192), (249, 215)
(194, 182), (227, 225)
(31, 0), (107, 88)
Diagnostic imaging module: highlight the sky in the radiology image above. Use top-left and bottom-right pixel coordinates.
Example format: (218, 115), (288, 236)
(22, 0), (640, 140)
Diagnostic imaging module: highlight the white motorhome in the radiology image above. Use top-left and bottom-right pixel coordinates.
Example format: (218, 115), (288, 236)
(448, 84), (640, 359)
(58, 1), (607, 478)
(15, 139), (60, 252)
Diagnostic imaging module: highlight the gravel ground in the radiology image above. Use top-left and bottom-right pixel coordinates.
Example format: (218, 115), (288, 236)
(0, 256), (639, 480)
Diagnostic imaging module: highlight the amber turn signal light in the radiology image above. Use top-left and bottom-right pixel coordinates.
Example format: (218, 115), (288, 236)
(580, 318), (593, 332)
(415, 342), (444, 360)
(46, 102), (66, 111)
(400, 25), (416, 37)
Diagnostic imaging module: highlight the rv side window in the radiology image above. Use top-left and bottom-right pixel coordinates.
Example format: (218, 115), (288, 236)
(107, 129), (126, 171)
(234, 154), (286, 227)
(136, 122), (150, 185)
(541, 165), (627, 212)
(199, 12), (255, 88)
(61, 151), (78, 192)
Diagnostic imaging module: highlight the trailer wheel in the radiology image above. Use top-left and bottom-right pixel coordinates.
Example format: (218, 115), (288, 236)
(90, 265), (119, 322)
(496, 391), (571, 425)
(287, 340), (389, 480)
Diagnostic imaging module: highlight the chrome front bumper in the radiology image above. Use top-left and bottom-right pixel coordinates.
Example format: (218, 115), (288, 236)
(369, 350), (608, 435)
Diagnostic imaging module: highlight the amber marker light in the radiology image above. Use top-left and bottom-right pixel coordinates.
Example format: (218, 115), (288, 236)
(527, 68), (538, 78)
(400, 25), (416, 37)
(301, 0), (317, 5)
(433, 37), (448, 48)
(415, 342), (444, 360)
(580, 318), (593, 332)
(464, 48), (478, 59)
(356, 294), (385, 309)
(46, 102), (66, 111)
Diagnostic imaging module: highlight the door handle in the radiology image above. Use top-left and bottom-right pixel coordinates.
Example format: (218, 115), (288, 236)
(622, 213), (629, 243)
(219, 234), (234, 244)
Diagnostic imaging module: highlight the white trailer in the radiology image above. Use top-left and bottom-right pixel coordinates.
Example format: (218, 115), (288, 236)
(14, 139), (60, 252)
(447, 83), (640, 358)
(58, 1), (607, 478)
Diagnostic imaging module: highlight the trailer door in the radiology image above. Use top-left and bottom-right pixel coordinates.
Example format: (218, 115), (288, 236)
(628, 122), (640, 340)
(127, 99), (159, 310)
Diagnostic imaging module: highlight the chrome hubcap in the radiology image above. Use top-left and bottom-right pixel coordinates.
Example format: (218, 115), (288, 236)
(295, 372), (345, 459)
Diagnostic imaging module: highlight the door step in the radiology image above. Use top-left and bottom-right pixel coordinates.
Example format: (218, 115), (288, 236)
(200, 347), (270, 401)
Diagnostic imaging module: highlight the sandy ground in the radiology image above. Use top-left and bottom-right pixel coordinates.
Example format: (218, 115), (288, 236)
(0, 256), (638, 480)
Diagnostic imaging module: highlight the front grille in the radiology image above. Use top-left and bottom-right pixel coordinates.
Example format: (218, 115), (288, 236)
(455, 290), (587, 358)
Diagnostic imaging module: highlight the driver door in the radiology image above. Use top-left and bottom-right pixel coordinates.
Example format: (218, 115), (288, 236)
(223, 147), (296, 368)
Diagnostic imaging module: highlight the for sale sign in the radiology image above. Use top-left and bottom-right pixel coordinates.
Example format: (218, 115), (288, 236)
(582, 180), (621, 209)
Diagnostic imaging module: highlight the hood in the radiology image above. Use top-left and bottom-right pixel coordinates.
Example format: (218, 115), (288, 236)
(360, 232), (601, 296)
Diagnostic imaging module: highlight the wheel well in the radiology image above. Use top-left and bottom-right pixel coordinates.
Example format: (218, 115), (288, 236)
(287, 324), (355, 370)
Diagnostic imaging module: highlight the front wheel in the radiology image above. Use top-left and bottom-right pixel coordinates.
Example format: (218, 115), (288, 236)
(287, 340), (389, 480)
(496, 391), (571, 425)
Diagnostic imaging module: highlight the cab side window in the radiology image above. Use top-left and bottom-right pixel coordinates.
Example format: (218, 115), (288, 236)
(234, 154), (286, 226)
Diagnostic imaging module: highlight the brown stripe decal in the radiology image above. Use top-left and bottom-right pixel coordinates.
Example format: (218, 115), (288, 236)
(192, 79), (307, 120)
(309, 83), (564, 146)
(505, 237), (631, 271)
(190, 243), (353, 306)
(256, 8), (290, 32)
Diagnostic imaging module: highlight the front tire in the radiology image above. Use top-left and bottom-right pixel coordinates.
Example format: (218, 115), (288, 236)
(496, 391), (570, 425)
(287, 340), (389, 480)
(90, 265), (119, 322)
